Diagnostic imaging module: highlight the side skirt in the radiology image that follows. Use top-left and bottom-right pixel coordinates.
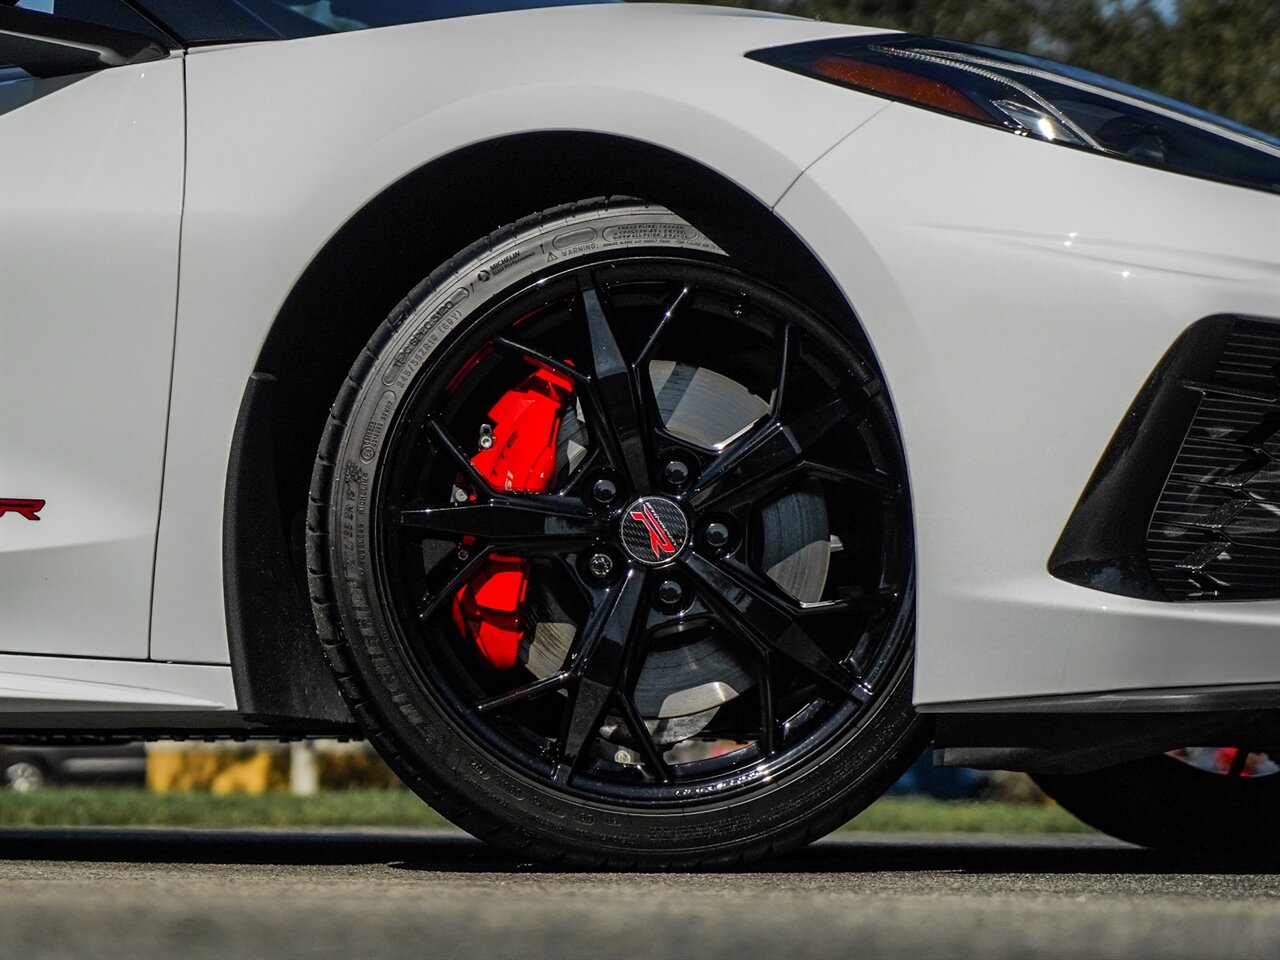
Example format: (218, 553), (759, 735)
(930, 685), (1280, 774)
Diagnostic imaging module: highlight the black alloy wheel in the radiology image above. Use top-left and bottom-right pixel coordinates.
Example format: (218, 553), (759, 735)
(310, 201), (925, 867)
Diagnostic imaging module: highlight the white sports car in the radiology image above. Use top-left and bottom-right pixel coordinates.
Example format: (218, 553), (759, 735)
(1, 0), (1277, 866)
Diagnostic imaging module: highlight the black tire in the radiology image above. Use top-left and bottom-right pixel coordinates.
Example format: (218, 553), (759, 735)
(1034, 753), (1279, 855)
(308, 199), (925, 869)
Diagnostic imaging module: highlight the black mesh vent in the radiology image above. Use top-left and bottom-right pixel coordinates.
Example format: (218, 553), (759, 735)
(1146, 319), (1280, 600)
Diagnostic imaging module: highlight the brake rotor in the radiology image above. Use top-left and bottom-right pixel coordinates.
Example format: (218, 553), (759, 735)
(521, 360), (831, 743)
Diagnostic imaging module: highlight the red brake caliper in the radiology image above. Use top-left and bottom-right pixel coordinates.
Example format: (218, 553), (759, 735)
(451, 366), (574, 670)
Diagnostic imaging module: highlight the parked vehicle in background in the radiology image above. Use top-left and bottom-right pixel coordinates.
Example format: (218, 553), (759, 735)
(1, 744), (147, 791)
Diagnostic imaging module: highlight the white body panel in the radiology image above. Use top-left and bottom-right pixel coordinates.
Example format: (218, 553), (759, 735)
(0, 58), (184, 660)
(0, 654), (235, 713)
(776, 105), (1280, 704)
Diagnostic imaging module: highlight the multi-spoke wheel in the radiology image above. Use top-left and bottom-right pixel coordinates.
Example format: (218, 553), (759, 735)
(309, 200), (925, 867)
(1035, 750), (1279, 855)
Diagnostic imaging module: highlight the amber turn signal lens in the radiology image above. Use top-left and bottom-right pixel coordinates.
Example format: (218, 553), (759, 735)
(809, 55), (992, 123)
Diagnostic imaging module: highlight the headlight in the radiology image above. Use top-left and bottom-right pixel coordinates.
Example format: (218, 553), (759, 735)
(748, 34), (1280, 194)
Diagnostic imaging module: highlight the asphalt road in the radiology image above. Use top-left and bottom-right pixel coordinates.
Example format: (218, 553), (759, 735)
(1, 828), (1276, 960)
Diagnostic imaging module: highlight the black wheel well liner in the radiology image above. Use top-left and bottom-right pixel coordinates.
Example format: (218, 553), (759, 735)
(223, 130), (869, 728)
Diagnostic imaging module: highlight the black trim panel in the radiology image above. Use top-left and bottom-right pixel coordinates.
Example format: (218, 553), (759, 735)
(0, 5), (167, 78)
(1050, 314), (1280, 601)
(918, 682), (1280, 714)
(934, 708), (1280, 774)
(223, 373), (354, 729)
(1146, 319), (1280, 599)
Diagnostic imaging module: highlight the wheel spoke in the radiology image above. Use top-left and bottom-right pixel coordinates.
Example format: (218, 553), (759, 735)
(554, 569), (650, 780)
(478, 671), (571, 716)
(492, 337), (590, 387)
(790, 461), (899, 495)
(614, 586), (671, 782)
(555, 446), (605, 498)
(579, 275), (653, 494)
(636, 284), (692, 365)
(816, 584), (900, 615)
(398, 496), (599, 552)
(758, 649), (778, 754)
(425, 419), (492, 493)
(418, 545), (494, 623)
(681, 552), (868, 704)
(690, 390), (878, 511)
(615, 692), (671, 783)
(632, 285), (704, 463)
(772, 323), (797, 416)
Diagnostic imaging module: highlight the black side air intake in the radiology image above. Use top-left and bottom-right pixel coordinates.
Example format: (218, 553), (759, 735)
(1050, 315), (1280, 601)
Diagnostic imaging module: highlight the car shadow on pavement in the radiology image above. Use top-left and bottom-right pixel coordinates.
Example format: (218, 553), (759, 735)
(0, 827), (1273, 875)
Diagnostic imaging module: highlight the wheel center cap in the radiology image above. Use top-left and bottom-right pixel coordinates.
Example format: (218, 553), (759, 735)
(619, 496), (688, 565)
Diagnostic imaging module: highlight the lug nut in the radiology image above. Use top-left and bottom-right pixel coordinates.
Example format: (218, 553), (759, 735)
(662, 460), (690, 489)
(703, 521), (730, 549)
(587, 552), (615, 581)
(657, 579), (685, 606)
(591, 477), (618, 505)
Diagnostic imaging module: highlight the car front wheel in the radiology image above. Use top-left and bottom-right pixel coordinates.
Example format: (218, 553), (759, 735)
(308, 199), (925, 868)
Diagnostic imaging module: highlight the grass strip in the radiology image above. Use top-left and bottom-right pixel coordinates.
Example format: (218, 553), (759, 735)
(0, 788), (1091, 833)
(0, 788), (451, 829)
(840, 795), (1092, 834)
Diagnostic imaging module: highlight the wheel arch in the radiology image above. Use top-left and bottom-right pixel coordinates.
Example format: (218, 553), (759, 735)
(223, 130), (879, 727)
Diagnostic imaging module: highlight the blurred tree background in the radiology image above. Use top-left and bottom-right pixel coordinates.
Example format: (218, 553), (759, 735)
(652, 0), (1279, 135)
